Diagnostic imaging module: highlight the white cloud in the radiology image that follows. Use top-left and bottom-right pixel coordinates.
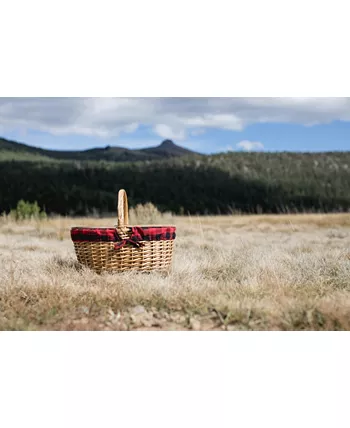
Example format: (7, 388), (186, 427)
(1, 98), (350, 141)
(152, 124), (186, 141)
(236, 140), (264, 151)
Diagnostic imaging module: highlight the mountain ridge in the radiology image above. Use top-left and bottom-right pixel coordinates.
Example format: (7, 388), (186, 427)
(0, 137), (198, 162)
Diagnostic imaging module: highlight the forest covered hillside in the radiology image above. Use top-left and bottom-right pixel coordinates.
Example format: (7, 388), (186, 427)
(0, 136), (349, 215)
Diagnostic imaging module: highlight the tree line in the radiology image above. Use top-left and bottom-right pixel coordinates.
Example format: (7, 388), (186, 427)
(1, 151), (350, 216)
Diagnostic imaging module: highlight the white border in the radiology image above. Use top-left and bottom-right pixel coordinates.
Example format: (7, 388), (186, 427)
(1, 0), (350, 427)
(1, 333), (349, 428)
(1, 0), (350, 96)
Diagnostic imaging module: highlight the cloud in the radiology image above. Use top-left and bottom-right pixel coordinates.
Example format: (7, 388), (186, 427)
(236, 140), (264, 151)
(153, 124), (186, 140)
(1, 97), (350, 141)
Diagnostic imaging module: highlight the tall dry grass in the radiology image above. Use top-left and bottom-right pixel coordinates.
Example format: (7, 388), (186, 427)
(0, 211), (350, 330)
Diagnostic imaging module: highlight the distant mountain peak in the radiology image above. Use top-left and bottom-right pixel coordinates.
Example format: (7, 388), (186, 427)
(140, 139), (195, 157)
(159, 139), (177, 148)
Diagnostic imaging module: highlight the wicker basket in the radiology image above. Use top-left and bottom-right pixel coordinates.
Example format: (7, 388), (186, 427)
(71, 189), (176, 273)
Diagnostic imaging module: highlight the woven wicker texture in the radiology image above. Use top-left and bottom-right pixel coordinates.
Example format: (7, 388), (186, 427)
(72, 190), (175, 273)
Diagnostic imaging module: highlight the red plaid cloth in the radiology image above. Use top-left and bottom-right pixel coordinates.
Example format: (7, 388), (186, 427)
(71, 226), (176, 250)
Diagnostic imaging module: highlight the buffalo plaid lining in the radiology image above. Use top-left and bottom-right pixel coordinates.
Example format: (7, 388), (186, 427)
(71, 226), (176, 250)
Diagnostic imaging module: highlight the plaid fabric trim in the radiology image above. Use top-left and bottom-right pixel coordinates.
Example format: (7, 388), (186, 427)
(71, 226), (176, 250)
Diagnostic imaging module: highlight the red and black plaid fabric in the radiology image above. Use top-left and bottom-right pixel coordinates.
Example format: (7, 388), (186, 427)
(71, 226), (176, 250)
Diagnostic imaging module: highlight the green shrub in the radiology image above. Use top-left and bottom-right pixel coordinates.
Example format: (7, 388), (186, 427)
(10, 200), (47, 221)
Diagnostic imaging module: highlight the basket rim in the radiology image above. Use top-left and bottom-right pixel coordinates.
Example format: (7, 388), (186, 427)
(70, 224), (176, 229)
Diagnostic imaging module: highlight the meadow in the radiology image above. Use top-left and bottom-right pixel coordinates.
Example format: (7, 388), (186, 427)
(1, 210), (350, 330)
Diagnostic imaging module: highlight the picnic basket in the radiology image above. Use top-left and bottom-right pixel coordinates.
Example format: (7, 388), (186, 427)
(71, 189), (176, 273)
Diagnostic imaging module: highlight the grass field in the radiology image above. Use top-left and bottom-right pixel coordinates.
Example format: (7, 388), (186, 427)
(1, 212), (350, 330)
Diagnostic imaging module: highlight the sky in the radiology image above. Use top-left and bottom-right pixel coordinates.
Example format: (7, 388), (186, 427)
(0, 97), (350, 154)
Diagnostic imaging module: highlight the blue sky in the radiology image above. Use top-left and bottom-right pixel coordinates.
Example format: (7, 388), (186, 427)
(0, 98), (350, 153)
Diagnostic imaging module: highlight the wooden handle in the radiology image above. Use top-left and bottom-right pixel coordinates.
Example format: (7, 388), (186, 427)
(117, 189), (129, 228)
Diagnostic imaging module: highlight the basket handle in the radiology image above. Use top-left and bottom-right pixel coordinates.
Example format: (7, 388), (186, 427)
(117, 189), (129, 228)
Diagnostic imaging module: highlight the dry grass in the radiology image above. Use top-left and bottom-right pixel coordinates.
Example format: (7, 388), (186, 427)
(1, 212), (350, 331)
